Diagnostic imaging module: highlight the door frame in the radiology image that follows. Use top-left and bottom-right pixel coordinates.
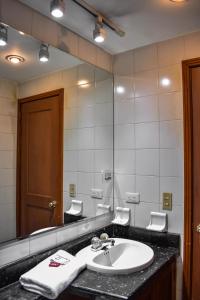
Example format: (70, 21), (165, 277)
(16, 89), (64, 237)
(182, 58), (200, 299)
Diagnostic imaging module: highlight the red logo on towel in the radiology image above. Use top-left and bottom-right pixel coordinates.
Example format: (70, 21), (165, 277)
(49, 255), (70, 267)
(49, 261), (62, 267)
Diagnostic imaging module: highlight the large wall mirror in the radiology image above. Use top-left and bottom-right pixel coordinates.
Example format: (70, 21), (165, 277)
(0, 25), (114, 244)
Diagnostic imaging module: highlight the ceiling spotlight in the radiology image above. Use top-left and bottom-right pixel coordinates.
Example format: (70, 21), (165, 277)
(5, 55), (25, 64)
(0, 24), (8, 47)
(93, 16), (106, 43)
(50, 0), (65, 18)
(39, 44), (49, 62)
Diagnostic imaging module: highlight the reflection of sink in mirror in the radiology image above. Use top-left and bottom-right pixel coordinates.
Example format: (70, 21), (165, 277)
(76, 238), (154, 274)
(0, 24), (113, 244)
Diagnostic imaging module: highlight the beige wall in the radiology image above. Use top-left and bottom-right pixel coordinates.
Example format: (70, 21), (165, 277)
(19, 63), (113, 219)
(0, 78), (17, 242)
(0, 0), (112, 73)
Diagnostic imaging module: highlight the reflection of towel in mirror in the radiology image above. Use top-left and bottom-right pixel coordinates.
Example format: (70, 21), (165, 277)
(19, 250), (86, 299)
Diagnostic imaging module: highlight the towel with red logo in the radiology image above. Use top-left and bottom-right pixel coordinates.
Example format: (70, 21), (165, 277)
(20, 250), (86, 299)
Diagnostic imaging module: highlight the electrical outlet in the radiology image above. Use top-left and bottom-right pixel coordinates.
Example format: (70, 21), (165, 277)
(104, 170), (112, 181)
(126, 192), (140, 204)
(91, 189), (103, 199)
(69, 184), (76, 197)
(163, 192), (172, 210)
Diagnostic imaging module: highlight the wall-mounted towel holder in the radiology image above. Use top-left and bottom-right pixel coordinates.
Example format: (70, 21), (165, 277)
(112, 207), (130, 226)
(96, 204), (111, 216)
(65, 200), (83, 216)
(146, 212), (167, 232)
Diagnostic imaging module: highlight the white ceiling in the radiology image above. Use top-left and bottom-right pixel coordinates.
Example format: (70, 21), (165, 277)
(19, 0), (200, 54)
(0, 26), (82, 83)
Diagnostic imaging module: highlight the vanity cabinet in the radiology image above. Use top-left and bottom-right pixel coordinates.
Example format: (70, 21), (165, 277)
(59, 259), (176, 300)
(135, 259), (176, 300)
(58, 292), (90, 300)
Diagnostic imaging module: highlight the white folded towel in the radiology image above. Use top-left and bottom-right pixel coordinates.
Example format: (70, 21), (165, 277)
(19, 250), (86, 299)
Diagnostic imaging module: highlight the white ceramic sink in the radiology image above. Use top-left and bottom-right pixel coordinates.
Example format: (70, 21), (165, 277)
(76, 238), (154, 274)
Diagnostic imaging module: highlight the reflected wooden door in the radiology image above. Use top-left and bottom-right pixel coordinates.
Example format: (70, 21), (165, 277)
(17, 89), (64, 236)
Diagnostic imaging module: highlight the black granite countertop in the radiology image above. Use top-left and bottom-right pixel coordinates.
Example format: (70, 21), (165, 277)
(0, 225), (180, 300)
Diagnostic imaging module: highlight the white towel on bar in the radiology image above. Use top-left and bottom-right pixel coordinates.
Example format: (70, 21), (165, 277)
(19, 250), (86, 299)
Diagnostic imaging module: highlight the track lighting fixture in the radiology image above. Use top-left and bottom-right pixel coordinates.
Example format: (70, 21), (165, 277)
(93, 16), (106, 43)
(72, 0), (125, 39)
(50, 0), (65, 18)
(0, 24), (8, 47)
(39, 44), (49, 62)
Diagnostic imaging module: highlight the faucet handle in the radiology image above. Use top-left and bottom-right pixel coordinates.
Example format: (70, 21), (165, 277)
(91, 236), (102, 250)
(100, 232), (109, 240)
(110, 239), (115, 246)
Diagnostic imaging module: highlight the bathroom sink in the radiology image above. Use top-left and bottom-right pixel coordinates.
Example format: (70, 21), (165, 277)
(76, 238), (154, 274)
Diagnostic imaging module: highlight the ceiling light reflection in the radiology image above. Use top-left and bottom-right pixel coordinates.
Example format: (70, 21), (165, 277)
(161, 78), (171, 87)
(78, 80), (90, 88)
(116, 86), (125, 94)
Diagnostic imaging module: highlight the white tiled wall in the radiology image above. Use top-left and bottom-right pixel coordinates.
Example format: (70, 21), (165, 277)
(113, 34), (188, 235)
(0, 78), (17, 243)
(19, 63), (113, 219)
(113, 31), (200, 299)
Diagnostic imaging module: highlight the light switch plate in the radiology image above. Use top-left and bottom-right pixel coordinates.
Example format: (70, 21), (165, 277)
(163, 192), (172, 210)
(126, 192), (140, 204)
(91, 189), (103, 199)
(69, 184), (76, 197)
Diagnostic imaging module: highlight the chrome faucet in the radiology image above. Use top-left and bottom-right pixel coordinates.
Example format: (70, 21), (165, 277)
(91, 235), (115, 251)
(102, 238), (115, 246)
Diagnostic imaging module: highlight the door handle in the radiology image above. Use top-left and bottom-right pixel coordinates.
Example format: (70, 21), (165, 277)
(48, 200), (57, 209)
(196, 224), (200, 232)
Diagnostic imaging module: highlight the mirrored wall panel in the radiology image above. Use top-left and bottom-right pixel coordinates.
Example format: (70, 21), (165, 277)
(0, 25), (113, 244)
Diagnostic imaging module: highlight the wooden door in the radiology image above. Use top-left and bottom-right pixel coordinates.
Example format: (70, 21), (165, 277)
(183, 58), (200, 300)
(17, 89), (64, 236)
(190, 67), (200, 299)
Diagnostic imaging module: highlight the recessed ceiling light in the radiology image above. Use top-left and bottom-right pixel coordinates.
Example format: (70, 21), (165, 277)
(39, 44), (49, 62)
(50, 0), (65, 18)
(5, 55), (25, 64)
(93, 16), (106, 43)
(0, 24), (8, 47)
